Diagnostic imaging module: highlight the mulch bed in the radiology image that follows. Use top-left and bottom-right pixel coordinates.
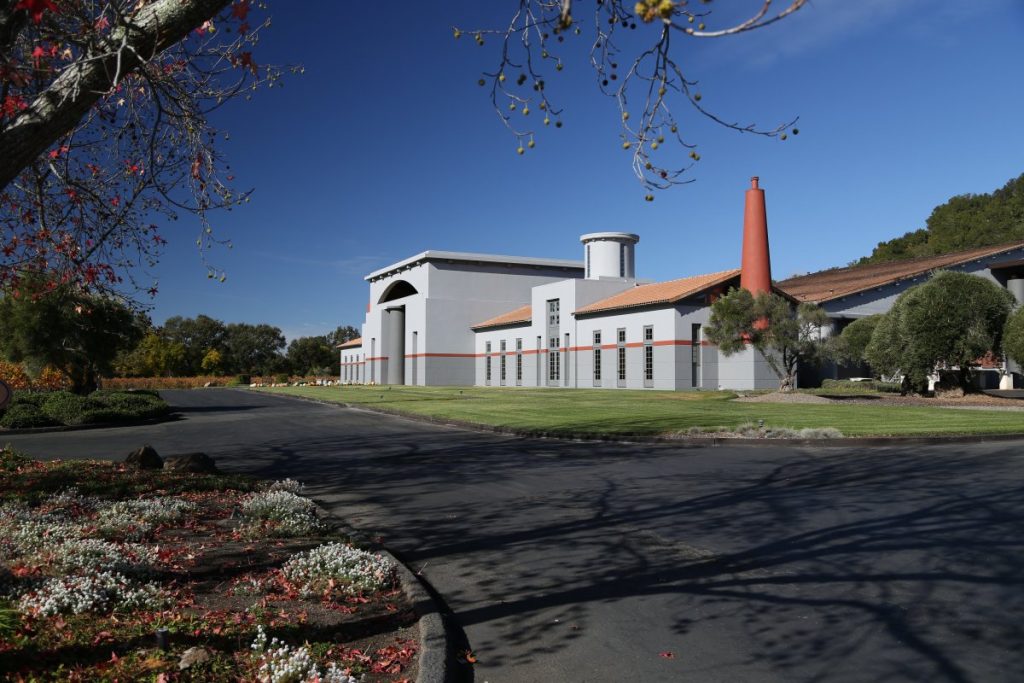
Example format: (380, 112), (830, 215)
(0, 450), (418, 682)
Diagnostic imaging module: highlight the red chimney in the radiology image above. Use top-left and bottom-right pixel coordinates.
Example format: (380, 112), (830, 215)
(740, 176), (772, 295)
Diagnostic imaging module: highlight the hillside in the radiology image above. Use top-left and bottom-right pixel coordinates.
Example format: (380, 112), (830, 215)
(857, 173), (1024, 265)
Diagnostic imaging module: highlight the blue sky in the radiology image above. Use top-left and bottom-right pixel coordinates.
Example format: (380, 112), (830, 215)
(148, 0), (1024, 341)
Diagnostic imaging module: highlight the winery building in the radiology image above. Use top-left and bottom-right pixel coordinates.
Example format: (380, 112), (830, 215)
(339, 178), (1024, 389)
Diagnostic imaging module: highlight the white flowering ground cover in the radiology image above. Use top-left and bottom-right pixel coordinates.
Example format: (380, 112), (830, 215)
(0, 447), (419, 682)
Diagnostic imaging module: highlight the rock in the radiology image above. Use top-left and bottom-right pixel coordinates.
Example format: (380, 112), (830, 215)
(164, 452), (219, 474)
(125, 445), (163, 470)
(178, 646), (211, 670)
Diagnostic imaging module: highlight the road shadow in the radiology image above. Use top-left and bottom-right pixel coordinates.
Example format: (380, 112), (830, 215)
(225, 431), (1024, 682)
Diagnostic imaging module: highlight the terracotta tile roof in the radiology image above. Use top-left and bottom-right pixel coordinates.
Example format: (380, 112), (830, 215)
(777, 241), (1024, 304)
(336, 337), (362, 349)
(575, 268), (741, 315)
(471, 304), (532, 330)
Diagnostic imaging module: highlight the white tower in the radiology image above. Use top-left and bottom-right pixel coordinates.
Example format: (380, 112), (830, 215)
(580, 232), (639, 280)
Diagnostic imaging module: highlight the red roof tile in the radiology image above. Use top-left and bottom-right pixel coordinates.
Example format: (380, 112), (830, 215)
(575, 269), (741, 315)
(471, 304), (532, 330)
(336, 337), (362, 349)
(777, 241), (1024, 303)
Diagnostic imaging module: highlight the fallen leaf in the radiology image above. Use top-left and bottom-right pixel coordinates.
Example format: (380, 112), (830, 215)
(659, 651), (675, 659)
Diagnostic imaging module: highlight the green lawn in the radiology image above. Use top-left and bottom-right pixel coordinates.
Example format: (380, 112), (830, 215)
(256, 385), (1024, 437)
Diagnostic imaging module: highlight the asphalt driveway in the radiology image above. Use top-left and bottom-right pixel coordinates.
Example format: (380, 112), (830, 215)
(5, 389), (1024, 682)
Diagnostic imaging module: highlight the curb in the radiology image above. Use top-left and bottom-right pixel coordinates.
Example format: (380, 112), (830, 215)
(253, 389), (1024, 448)
(316, 508), (451, 683)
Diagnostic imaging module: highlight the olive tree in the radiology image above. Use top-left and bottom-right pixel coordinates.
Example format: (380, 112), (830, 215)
(826, 314), (882, 369)
(705, 288), (829, 391)
(864, 271), (1016, 394)
(1002, 306), (1024, 369)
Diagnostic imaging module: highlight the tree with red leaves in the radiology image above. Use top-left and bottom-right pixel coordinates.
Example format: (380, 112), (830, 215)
(0, 0), (291, 298)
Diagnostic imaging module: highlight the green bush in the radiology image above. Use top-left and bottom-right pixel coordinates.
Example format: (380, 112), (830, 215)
(274, 374), (290, 384)
(0, 390), (168, 429)
(86, 391), (169, 420)
(41, 391), (89, 425)
(820, 379), (901, 393)
(0, 403), (57, 429)
(236, 374), (251, 386)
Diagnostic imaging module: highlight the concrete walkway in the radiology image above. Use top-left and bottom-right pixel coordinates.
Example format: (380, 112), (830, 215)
(5, 389), (1024, 682)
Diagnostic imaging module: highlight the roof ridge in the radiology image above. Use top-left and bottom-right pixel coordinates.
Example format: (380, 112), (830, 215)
(780, 239), (1024, 283)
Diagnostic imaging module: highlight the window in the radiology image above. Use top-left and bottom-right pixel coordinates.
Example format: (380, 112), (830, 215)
(643, 325), (654, 388)
(586, 244), (591, 279)
(411, 331), (418, 386)
(536, 336), (542, 386)
(617, 328), (626, 387)
(485, 341), (492, 384)
(619, 244), (625, 277)
(548, 336), (560, 383)
(564, 333), (571, 386)
(515, 338), (523, 385)
(547, 299), (560, 326)
(593, 331), (602, 385)
(500, 340), (507, 385)
(691, 323), (701, 388)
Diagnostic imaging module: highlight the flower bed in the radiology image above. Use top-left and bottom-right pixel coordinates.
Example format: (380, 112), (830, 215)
(0, 448), (418, 682)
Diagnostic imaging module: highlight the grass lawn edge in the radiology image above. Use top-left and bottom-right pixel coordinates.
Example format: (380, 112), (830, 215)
(252, 386), (1024, 444)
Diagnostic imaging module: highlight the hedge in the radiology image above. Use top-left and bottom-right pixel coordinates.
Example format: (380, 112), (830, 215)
(0, 390), (170, 429)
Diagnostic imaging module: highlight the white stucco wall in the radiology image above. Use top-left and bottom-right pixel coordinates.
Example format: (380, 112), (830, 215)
(359, 257), (583, 386)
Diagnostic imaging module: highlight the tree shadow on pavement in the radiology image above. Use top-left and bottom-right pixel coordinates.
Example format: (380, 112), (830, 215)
(168, 417), (1024, 682)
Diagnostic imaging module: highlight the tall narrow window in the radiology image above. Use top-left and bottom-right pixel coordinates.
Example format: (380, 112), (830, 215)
(411, 331), (418, 386)
(564, 332), (571, 386)
(619, 244), (625, 277)
(593, 331), (602, 386)
(585, 244), (591, 279)
(485, 341), (492, 385)
(500, 340), (507, 385)
(617, 328), (626, 387)
(515, 338), (523, 385)
(370, 338), (376, 384)
(548, 336), (560, 383)
(643, 325), (654, 388)
(691, 323), (701, 388)
(547, 299), (560, 325)
(536, 336), (542, 386)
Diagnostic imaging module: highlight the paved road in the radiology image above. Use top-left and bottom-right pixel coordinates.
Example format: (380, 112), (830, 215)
(5, 389), (1024, 683)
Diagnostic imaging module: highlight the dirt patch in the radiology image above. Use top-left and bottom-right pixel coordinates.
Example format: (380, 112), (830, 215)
(734, 392), (835, 405)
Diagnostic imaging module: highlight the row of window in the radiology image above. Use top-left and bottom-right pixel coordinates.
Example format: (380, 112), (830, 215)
(482, 324), (661, 387)
(341, 354), (363, 383)
(484, 339), (525, 385)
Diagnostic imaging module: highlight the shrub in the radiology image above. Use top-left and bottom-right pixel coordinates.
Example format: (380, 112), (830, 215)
(281, 542), (396, 597)
(236, 374), (251, 386)
(41, 391), (89, 425)
(274, 373), (290, 384)
(0, 404), (57, 429)
(240, 490), (324, 537)
(96, 498), (196, 540)
(250, 626), (358, 683)
(85, 391), (169, 421)
(19, 571), (164, 616)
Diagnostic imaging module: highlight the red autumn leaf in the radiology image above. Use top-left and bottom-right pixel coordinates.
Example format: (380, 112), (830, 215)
(231, 0), (251, 21)
(14, 0), (57, 24)
(659, 651), (675, 659)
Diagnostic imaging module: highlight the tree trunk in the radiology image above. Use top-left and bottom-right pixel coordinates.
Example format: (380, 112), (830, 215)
(0, 0), (232, 191)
